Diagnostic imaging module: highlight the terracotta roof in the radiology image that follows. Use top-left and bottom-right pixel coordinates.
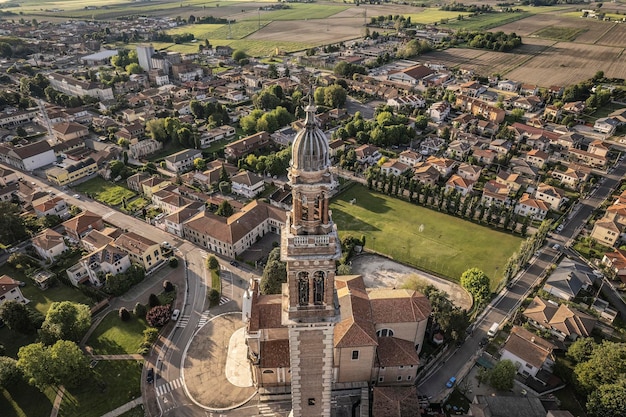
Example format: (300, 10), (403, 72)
(33, 196), (64, 213)
(11, 140), (53, 159)
(248, 293), (284, 332)
(0, 274), (20, 296)
(62, 210), (102, 235)
(368, 289), (431, 324)
(371, 386), (421, 417)
(52, 121), (88, 135)
(260, 339), (290, 368)
(32, 228), (65, 251)
(81, 229), (115, 250)
(334, 275), (377, 348)
(375, 337), (419, 367)
(502, 326), (555, 368)
(115, 231), (158, 255)
(231, 170), (264, 186)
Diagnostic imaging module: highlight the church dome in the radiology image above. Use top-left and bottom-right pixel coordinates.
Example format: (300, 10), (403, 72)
(291, 100), (329, 172)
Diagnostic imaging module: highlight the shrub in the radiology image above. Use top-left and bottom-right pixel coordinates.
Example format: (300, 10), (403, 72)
(143, 328), (159, 344)
(146, 305), (171, 327)
(119, 307), (130, 321)
(148, 293), (160, 308)
(133, 302), (147, 319)
(169, 257), (178, 268)
(163, 280), (174, 292)
(208, 288), (220, 305)
(207, 255), (219, 270)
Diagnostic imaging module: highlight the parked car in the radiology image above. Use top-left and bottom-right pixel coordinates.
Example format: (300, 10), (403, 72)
(556, 224), (564, 232)
(8, 247), (19, 253)
(229, 260), (239, 267)
(552, 244), (561, 251)
(171, 309), (180, 321)
(72, 194), (81, 200)
(479, 337), (489, 348)
(446, 377), (457, 388)
(146, 368), (154, 384)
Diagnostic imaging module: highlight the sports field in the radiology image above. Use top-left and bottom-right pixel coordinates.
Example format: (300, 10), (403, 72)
(330, 185), (522, 289)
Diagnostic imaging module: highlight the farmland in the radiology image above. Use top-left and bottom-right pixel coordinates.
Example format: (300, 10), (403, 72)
(532, 26), (586, 41)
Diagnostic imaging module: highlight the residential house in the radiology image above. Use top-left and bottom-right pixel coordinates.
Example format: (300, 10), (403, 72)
(412, 164), (440, 185)
(48, 72), (114, 101)
(455, 95), (505, 123)
(183, 200), (286, 258)
(46, 157), (98, 186)
(543, 105), (561, 121)
(328, 139), (346, 159)
(445, 174), (474, 196)
(459, 81), (486, 97)
(523, 296), (596, 341)
(0, 275), (28, 306)
(509, 158), (539, 180)
(80, 228), (117, 253)
(115, 121), (145, 142)
(386, 95), (425, 109)
(551, 166), (588, 189)
(457, 163), (482, 182)
(153, 190), (194, 215)
(497, 80), (520, 92)
(425, 156), (456, 177)
(496, 171), (523, 192)
(467, 395), (546, 417)
(79, 244), (131, 287)
(520, 84), (539, 96)
(512, 95), (542, 112)
(543, 258), (593, 301)
(164, 149), (202, 173)
(115, 232), (164, 271)
(568, 148), (607, 169)
(482, 180), (510, 207)
(515, 193), (549, 220)
(419, 137), (445, 156)
(129, 138), (163, 159)
(489, 139), (512, 155)
(398, 150), (422, 167)
(371, 387), (422, 417)
(593, 117), (619, 135)
(525, 149), (549, 168)
(62, 210), (104, 241)
(500, 326), (555, 378)
(602, 249), (626, 283)
(32, 228), (67, 262)
(0, 184), (17, 202)
(33, 196), (68, 219)
(164, 203), (204, 237)
(51, 121), (89, 142)
(590, 212), (624, 247)
(380, 159), (410, 176)
(0, 141), (56, 171)
(562, 101), (586, 115)
(126, 172), (150, 193)
(140, 176), (171, 198)
(231, 171), (265, 199)
(224, 131), (271, 160)
(445, 140), (471, 160)
(355, 144), (382, 165)
(386, 64), (434, 85)
(472, 149), (497, 165)
(199, 125), (236, 148)
(0, 165), (18, 186)
(428, 101), (450, 123)
(588, 140), (610, 158)
(535, 183), (568, 211)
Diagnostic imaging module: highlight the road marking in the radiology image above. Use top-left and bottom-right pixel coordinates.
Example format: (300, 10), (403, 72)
(258, 404), (276, 416)
(198, 310), (211, 327)
(156, 377), (183, 396)
(219, 296), (230, 305)
(102, 212), (114, 220)
(176, 315), (190, 328)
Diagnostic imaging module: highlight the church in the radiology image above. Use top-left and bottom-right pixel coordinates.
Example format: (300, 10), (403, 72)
(243, 99), (432, 417)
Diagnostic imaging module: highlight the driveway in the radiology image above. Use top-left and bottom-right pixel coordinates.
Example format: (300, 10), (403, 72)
(350, 253), (472, 311)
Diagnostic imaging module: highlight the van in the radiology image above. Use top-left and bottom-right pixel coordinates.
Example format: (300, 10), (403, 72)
(487, 322), (499, 337)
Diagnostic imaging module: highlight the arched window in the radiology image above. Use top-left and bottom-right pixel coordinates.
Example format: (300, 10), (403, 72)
(376, 328), (394, 337)
(313, 196), (321, 221)
(301, 195), (308, 221)
(297, 272), (309, 305)
(262, 370), (274, 374)
(313, 271), (325, 305)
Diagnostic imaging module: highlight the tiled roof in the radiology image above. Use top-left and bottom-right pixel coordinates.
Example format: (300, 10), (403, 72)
(260, 339), (290, 368)
(368, 289), (431, 324)
(62, 210), (102, 234)
(115, 231), (158, 255)
(502, 326), (555, 368)
(334, 275), (377, 348)
(375, 337), (419, 367)
(0, 274), (20, 296)
(32, 228), (65, 251)
(371, 386), (421, 417)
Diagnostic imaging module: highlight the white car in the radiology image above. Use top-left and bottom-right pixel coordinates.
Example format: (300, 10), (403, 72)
(592, 270), (604, 278)
(171, 309), (180, 321)
(556, 224), (564, 232)
(552, 244), (561, 250)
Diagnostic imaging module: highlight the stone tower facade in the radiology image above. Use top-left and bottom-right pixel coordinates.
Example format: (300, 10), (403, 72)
(281, 99), (341, 417)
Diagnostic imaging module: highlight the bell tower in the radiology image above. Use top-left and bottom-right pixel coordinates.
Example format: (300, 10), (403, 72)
(281, 98), (341, 417)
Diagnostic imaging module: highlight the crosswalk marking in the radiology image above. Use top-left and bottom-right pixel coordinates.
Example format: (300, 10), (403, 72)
(198, 310), (211, 327)
(258, 404), (276, 416)
(219, 296), (229, 305)
(102, 212), (114, 220)
(176, 315), (190, 328)
(155, 377), (183, 396)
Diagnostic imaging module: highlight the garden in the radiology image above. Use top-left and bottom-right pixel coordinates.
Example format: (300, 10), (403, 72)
(86, 311), (150, 355)
(74, 177), (136, 207)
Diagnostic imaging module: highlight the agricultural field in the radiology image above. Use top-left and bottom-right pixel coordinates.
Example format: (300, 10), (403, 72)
(593, 23), (626, 47)
(505, 41), (626, 87)
(331, 185), (522, 289)
(532, 26), (586, 41)
(248, 17), (366, 45)
(440, 11), (533, 31)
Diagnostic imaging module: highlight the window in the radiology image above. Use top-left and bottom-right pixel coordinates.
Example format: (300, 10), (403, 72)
(407, 375), (412, 380)
(308, 398), (316, 406)
(297, 272), (309, 306)
(376, 328), (394, 337)
(262, 370), (274, 374)
(397, 376), (402, 381)
(146, 255), (152, 262)
(352, 350), (359, 360)
(378, 377), (384, 382)
(313, 271), (325, 305)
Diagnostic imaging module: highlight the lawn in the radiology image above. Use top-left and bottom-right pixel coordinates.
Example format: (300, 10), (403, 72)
(59, 360), (142, 417)
(74, 177), (136, 207)
(86, 311), (150, 355)
(330, 185), (522, 288)
(1, 378), (56, 417)
(0, 265), (93, 315)
(403, 10), (472, 24)
(0, 326), (37, 358)
(121, 197), (149, 214)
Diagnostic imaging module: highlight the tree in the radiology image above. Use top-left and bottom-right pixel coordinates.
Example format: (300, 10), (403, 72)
(125, 63), (142, 74)
(207, 255), (219, 270)
(216, 201), (234, 217)
(119, 307), (131, 321)
(232, 49), (247, 63)
(460, 268), (491, 306)
(0, 356), (20, 388)
(489, 359), (516, 390)
(133, 302), (147, 319)
(0, 202), (28, 244)
(40, 301), (91, 344)
(574, 341), (626, 394)
(510, 108), (525, 122)
(567, 337), (597, 363)
(260, 259), (287, 294)
(148, 293), (160, 308)
(193, 157), (206, 171)
(208, 288), (220, 305)
(163, 280), (174, 292)
(18, 340), (89, 389)
(17, 342), (52, 388)
(0, 301), (36, 334)
(587, 382), (626, 417)
(146, 305), (171, 327)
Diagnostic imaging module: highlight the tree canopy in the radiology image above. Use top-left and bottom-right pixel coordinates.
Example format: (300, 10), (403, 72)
(40, 301), (91, 344)
(489, 359), (517, 390)
(260, 248), (286, 294)
(0, 301), (42, 334)
(460, 268), (491, 306)
(18, 340), (89, 389)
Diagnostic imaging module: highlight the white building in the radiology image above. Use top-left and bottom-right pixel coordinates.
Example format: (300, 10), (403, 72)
(0, 275), (28, 306)
(136, 44), (155, 72)
(231, 171), (265, 198)
(164, 149), (202, 173)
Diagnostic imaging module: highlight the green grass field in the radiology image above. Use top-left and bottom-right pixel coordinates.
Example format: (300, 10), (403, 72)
(330, 185), (522, 289)
(532, 26), (586, 41)
(59, 360), (142, 417)
(440, 11), (533, 31)
(0, 265), (93, 315)
(87, 311), (150, 355)
(74, 177), (136, 206)
(240, 3), (348, 21)
(403, 10), (472, 24)
(0, 378), (56, 417)
(122, 197), (148, 214)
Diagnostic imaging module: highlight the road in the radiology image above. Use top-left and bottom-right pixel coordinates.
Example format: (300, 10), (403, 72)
(418, 158), (626, 401)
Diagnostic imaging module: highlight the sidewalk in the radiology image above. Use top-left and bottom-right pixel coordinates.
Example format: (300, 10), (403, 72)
(100, 398), (143, 417)
(49, 386), (65, 417)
